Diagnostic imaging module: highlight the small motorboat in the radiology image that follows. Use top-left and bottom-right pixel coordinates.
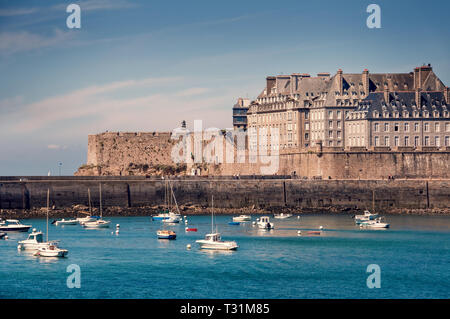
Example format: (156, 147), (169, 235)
(54, 218), (78, 226)
(228, 221), (240, 225)
(0, 232), (6, 239)
(232, 215), (251, 222)
(17, 229), (60, 250)
(0, 219), (32, 232)
(196, 195), (238, 250)
(306, 231), (322, 235)
(354, 210), (379, 224)
(274, 213), (292, 219)
(152, 211), (171, 221)
(162, 212), (181, 224)
(157, 230), (176, 240)
(360, 217), (390, 229)
(34, 245), (68, 258)
(257, 216), (274, 230)
(83, 219), (111, 228)
(196, 233), (238, 250)
(185, 227), (197, 232)
(77, 216), (99, 224)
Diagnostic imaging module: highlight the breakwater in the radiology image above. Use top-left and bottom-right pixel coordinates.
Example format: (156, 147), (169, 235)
(0, 176), (449, 214)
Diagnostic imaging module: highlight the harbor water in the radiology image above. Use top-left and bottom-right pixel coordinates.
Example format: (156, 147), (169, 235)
(1, 214), (449, 299)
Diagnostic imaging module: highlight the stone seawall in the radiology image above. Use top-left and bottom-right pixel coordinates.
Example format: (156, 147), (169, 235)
(1, 177), (448, 213)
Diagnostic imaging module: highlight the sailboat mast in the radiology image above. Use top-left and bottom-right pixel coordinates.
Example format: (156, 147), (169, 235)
(88, 188), (92, 214)
(46, 188), (49, 242)
(99, 183), (102, 218)
(211, 195), (214, 234)
(372, 189), (375, 212)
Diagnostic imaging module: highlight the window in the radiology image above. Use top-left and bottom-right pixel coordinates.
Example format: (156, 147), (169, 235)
(415, 123), (419, 132)
(374, 123), (379, 132)
(435, 136), (440, 147)
(337, 111), (341, 118)
(404, 123), (409, 132)
(446, 136), (450, 146)
(337, 121), (341, 129)
(435, 123), (440, 132)
(384, 123), (389, 132)
(405, 136), (409, 146)
(385, 136), (390, 146)
(328, 111), (333, 119)
(414, 136), (419, 147)
(394, 123), (399, 132)
(329, 131), (333, 138)
(375, 136), (379, 146)
(337, 131), (341, 139)
(424, 123), (429, 132)
(329, 121), (333, 129)
(446, 123), (450, 132)
(394, 136), (399, 146)
(424, 136), (430, 146)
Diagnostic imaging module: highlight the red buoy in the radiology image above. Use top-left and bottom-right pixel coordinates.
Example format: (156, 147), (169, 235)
(185, 228), (197, 232)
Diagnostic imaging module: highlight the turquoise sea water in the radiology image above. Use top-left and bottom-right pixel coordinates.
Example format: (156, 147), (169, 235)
(0, 214), (449, 299)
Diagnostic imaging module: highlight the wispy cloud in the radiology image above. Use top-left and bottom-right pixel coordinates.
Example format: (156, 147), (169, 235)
(0, 29), (74, 55)
(0, 7), (38, 17)
(52, 0), (137, 12)
(0, 76), (235, 138)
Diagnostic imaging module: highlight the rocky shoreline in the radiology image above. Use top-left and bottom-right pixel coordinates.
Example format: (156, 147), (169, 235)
(1, 205), (449, 220)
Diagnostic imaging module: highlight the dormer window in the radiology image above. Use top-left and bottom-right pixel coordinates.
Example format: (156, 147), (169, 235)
(423, 111), (429, 118)
(433, 111), (439, 118)
(373, 111), (379, 118)
(403, 111), (409, 118)
(383, 111), (390, 118)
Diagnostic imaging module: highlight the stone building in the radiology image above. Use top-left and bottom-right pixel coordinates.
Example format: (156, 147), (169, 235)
(232, 98), (250, 130)
(242, 65), (448, 150)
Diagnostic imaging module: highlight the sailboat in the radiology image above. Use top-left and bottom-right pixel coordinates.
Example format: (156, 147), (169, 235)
(77, 188), (99, 224)
(157, 182), (179, 239)
(152, 181), (181, 221)
(162, 182), (181, 224)
(354, 190), (379, 224)
(19, 189), (68, 257)
(83, 183), (111, 228)
(196, 195), (238, 250)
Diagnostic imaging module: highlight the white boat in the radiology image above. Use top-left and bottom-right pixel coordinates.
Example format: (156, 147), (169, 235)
(156, 229), (176, 240)
(0, 219), (32, 232)
(83, 183), (110, 229)
(18, 189), (68, 257)
(232, 215), (251, 222)
(54, 218), (78, 226)
(18, 229), (57, 250)
(162, 212), (181, 224)
(196, 195), (238, 251)
(354, 210), (379, 224)
(34, 244), (68, 257)
(360, 217), (390, 229)
(273, 213), (292, 219)
(257, 216), (274, 229)
(77, 188), (98, 224)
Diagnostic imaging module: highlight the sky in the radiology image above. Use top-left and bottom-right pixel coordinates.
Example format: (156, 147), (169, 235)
(0, 0), (449, 175)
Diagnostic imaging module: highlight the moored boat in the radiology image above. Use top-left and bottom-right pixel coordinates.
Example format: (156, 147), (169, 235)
(257, 216), (274, 230)
(232, 215), (251, 222)
(274, 213), (292, 219)
(34, 244), (68, 257)
(83, 183), (110, 229)
(196, 195), (238, 251)
(157, 230), (177, 240)
(54, 218), (78, 226)
(360, 217), (390, 229)
(354, 210), (379, 224)
(0, 219), (32, 232)
(17, 229), (57, 250)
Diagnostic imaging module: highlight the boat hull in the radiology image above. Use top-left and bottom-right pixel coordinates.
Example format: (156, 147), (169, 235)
(196, 240), (238, 250)
(0, 226), (31, 232)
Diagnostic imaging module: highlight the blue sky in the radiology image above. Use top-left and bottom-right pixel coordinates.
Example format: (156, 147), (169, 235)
(0, 0), (449, 175)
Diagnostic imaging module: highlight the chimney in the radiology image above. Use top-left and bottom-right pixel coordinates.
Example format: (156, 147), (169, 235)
(337, 69), (343, 95)
(266, 76), (276, 95)
(362, 69), (369, 97)
(415, 88), (422, 107)
(414, 67), (420, 90)
(445, 87), (449, 104)
(384, 87), (390, 103)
